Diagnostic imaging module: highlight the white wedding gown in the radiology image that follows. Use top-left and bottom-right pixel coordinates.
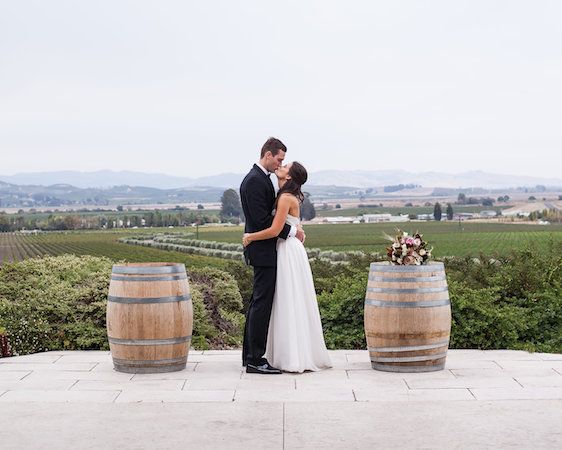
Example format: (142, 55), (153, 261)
(265, 214), (332, 373)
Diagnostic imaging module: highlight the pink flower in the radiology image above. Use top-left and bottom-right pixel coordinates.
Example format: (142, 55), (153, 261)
(405, 237), (415, 246)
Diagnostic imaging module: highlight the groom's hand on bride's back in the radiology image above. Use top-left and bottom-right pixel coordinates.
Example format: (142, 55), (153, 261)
(296, 226), (306, 243)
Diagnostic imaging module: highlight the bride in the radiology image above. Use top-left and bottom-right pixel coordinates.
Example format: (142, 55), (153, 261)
(243, 162), (332, 373)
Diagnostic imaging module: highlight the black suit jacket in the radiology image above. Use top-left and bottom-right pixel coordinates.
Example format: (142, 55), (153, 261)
(240, 164), (291, 267)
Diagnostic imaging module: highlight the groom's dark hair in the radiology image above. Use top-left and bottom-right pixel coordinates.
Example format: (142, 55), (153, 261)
(260, 137), (287, 158)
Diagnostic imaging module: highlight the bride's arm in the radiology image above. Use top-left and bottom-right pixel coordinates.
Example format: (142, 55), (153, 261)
(243, 195), (292, 246)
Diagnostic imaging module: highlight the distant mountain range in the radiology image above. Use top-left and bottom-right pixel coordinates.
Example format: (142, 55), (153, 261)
(1, 169), (561, 190)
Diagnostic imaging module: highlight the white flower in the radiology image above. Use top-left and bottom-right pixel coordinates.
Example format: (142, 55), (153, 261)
(419, 249), (426, 256)
(397, 258), (403, 264)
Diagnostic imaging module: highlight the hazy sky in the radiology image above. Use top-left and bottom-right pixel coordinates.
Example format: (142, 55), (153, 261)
(1, 1), (561, 178)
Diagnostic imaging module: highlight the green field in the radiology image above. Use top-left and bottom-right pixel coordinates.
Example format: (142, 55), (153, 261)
(316, 205), (510, 217)
(1, 222), (561, 266)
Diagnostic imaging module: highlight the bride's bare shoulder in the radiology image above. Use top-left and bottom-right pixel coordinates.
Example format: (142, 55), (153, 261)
(278, 193), (299, 205)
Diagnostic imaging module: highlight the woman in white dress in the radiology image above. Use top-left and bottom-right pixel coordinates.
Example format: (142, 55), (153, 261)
(243, 162), (332, 373)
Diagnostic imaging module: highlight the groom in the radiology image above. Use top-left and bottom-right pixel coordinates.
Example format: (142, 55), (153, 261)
(240, 137), (305, 374)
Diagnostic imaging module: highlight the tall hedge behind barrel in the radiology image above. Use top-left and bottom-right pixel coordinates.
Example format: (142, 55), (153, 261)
(0, 255), (244, 356)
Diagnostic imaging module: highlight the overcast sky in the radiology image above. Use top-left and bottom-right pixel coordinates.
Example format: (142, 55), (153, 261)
(1, 1), (561, 178)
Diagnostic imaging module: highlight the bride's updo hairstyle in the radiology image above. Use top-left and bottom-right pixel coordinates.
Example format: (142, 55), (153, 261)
(277, 161), (308, 204)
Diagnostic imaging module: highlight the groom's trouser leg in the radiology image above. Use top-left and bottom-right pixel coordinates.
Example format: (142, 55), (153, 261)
(243, 266), (276, 366)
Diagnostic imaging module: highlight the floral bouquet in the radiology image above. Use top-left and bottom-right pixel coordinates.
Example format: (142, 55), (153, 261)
(384, 229), (432, 265)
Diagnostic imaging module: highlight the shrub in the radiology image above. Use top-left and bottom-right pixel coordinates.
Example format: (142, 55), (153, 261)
(317, 270), (368, 349)
(0, 255), (246, 355)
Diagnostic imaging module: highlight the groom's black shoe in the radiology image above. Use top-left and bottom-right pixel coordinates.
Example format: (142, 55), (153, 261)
(246, 363), (282, 374)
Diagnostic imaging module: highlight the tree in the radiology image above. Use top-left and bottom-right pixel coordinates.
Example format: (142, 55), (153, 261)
(220, 189), (242, 218)
(301, 193), (316, 221)
(457, 193), (466, 204)
(197, 204), (204, 210)
(433, 202), (442, 221)
(446, 203), (454, 221)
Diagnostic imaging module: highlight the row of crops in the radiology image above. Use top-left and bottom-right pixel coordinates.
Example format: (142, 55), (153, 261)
(120, 234), (371, 263)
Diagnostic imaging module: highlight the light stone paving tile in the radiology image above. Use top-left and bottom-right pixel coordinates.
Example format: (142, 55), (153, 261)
(0, 379), (77, 391)
(479, 350), (542, 361)
(345, 353), (371, 364)
(115, 389), (235, 403)
(343, 361), (373, 371)
(194, 361), (244, 374)
(0, 363), (97, 372)
(346, 371), (408, 390)
(444, 359), (501, 370)
(129, 365), (198, 380)
(234, 387), (355, 402)
(451, 367), (557, 378)
(0, 390), (120, 403)
(293, 370), (350, 389)
(406, 376), (521, 389)
(445, 349), (487, 359)
(354, 387), (474, 402)
(195, 354), (243, 362)
(0, 371), (32, 381)
(401, 370), (457, 381)
(536, 353), (562, 361)
(284, 400), (562, 449)
(327, 353), (349, 369)
(514, 376), (562, 388)
(5, 402), (284, 449)
(494, 360), (561, 370)
(90, 362), (196, 375)
(0, 353), (63, 363)
(203, 350), (242, 355)
(71, 379), (185, 392)
(23, 370), (135, 382)
(55, 353), (113, 364)
(470, 387), (562, 401)
(185, 377), (241, 390)
(234, 377), (296, 390)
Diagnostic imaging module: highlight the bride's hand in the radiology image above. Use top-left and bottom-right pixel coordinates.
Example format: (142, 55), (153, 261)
(243, 233), (252, 247)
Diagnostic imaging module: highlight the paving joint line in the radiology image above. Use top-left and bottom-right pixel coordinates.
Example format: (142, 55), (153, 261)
(89, 362), (100, 372)
(282, 402), (286, 449)
(467, 388), (477, 400)
(553, 368), (561, 376)
(0, 390), (7, 398)
(352, 390), (357, 402)
(294, 379), (297, 390)
(403, 379), (411, 390)
(20, 371), (33, 381)
(52, 355), (64, 363)
(492, 361), (504, 369)
(232, 390), (236, 402)
(67, 380), (80, 391)
(181, 379), (188, 391)
(113, 391), (123, 403)
(449, 369), (458, 378)
(513, 377), (525, 388)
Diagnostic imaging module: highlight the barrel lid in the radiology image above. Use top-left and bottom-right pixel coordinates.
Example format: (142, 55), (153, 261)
(369, 261), (444, 272)
(112, 263), (186, 275)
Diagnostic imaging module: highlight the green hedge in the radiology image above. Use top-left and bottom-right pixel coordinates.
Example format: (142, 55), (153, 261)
(0, 255), (244, 355)
(0, 244), (560, 356)
(316, 246), (562, 353)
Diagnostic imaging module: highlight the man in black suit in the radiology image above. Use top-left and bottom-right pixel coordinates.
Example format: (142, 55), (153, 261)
(240, 137), (305, 374)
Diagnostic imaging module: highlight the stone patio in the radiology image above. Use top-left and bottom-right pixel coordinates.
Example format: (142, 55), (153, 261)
(2, 349), (561, 449)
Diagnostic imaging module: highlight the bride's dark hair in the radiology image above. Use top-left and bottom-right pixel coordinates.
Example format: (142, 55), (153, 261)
(276, 161), (308, 205)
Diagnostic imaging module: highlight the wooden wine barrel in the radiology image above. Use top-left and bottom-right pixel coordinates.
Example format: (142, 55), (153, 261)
(106, 263), (193, 373)
(364, 262), (451, 372)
